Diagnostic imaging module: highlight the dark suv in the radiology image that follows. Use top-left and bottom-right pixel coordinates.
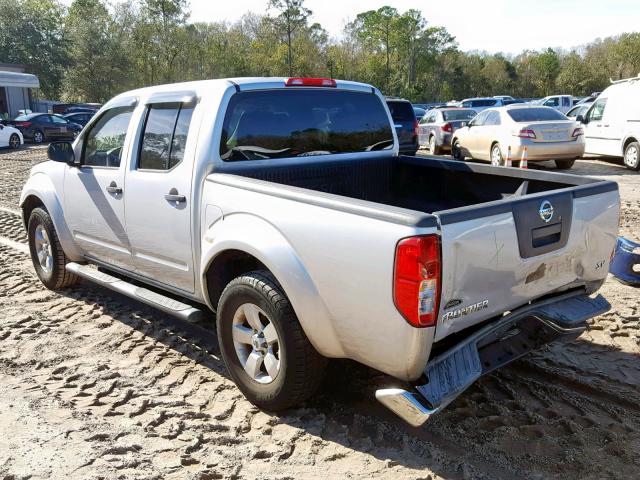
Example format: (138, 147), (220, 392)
(385, 98), (418, 155)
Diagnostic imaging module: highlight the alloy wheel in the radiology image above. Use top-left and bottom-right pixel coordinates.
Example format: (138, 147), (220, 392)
(231, 303), (281, 384)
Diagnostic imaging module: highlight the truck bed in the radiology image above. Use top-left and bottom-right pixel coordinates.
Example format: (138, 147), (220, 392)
(217, 154), (609, 217)
(212, 154), (619, 342)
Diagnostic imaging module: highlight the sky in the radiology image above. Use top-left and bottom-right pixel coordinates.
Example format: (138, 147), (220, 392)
(187, 0), (640, 53)
(62, 0), (640, 54)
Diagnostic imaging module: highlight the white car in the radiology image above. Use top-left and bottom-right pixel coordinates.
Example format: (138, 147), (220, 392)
(577, 75), (640, 170)
(458, 97), (504, 113)
(531, 95), (573, 114)
(451, 105), (584, 169)
(0, 123), (23, 149)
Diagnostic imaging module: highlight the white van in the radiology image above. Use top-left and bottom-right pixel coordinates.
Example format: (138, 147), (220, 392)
(577, 75), (640, 170)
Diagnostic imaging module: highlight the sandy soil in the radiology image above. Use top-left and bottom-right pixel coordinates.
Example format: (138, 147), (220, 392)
(0, 146), (638, 480)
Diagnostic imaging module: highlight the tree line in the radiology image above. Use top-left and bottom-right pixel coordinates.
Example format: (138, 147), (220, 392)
(1, 0), (640, 103)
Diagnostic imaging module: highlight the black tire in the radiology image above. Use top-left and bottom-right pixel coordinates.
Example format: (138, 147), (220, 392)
(32, 130), (45, 143)
(555, 159), (575, 170)
(429, 135), (441, 155)
(27, 207), (78, 289)
(216, 270), (327, 411)
(9, 133), (21, 149)
(623, 141), (640, 171)
(451, 139), (465, 161)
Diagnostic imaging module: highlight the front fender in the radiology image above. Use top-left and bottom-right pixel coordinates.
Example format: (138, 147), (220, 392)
(20, 172), (84, 261)
(200, 212), (345, 358)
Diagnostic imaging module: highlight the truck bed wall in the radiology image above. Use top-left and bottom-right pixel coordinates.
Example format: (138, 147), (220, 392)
(220, 156), (575, 214)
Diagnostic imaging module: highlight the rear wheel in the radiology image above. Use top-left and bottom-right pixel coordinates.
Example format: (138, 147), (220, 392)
(9, 133), (20, 149)
(27, 207), (78, 289)
(624, 141), (640, 171)
(490, 143), (503, 166)
(217, 270), (327, 411)
(429, 135), (441, 155)
(451, 139), (465, 161)
(555, 159), (576, 170)
(32, 130), (44, 143)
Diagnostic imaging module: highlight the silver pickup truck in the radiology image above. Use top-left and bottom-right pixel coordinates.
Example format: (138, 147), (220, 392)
(20, 77), (619, 426)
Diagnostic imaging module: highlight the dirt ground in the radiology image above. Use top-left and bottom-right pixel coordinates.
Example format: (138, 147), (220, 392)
(0, 146), (638, 480)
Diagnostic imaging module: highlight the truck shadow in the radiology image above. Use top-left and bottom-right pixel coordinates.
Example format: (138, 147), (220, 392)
(63, 280), (640, 480)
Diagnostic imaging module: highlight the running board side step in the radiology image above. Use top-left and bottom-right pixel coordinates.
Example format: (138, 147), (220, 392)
(66, 262), (206, 323)
(376, 291), (610, 427)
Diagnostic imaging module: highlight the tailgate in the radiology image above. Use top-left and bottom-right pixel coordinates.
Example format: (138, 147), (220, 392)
(433, 184), (619, 341)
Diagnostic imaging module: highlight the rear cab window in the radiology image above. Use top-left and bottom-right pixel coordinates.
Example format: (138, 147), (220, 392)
(220, 89), (394, 161)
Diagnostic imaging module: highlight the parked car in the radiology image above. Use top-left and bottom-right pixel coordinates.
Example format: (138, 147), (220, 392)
(451, 105), (584, 169)
(566, 102), (592, 119)
(52, 103), (102, 115)
(532, 95), (573, 114)
(63, 111), (95, 128)
(413, 106), (426, 120)
(0, 123), (23, 149)
(21, 77), (618, 427)
(577, 76), (640, 170)
(386, 98), (418, 155)
(458, 97), (504, 113)
(8, 113), (82, 143)
(418, 107), (477, 154)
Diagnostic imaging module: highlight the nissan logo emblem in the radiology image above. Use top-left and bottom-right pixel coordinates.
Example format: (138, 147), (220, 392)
(539, 200), (554, 223)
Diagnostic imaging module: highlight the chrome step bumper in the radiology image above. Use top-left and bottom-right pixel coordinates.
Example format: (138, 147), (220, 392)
(377, 291), (610, 427)
(66, 262), (205, 323)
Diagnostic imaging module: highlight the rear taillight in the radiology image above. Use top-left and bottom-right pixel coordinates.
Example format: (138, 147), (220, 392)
(393, 235), (441, 328)
(572, 127), (584, 137)
(441, 122), (452, 133)
(14, 121), (31, 128)
(285, 77), (337, 87)
(514, 128), (536, 139)
(413, 119), (419, 137)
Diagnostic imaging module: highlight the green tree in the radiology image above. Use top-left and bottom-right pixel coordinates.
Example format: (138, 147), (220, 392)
(268, 0), (312, 76)
(0, 0), (67, 98)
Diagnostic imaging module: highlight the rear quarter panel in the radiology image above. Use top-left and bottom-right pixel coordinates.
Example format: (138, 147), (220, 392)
(200, 177), (438, 381)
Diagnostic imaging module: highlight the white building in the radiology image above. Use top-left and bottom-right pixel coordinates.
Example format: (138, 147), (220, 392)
(0, 64), (40, 118)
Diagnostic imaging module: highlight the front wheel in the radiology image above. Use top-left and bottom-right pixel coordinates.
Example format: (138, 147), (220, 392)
(490, 143), (503, 166)
(451, 139), (465, 161)
(555, 159), (576, 170)
(27, 207), (78, 289)
(216, 271), (327, 411)
(9, 133), (21, 149)
(624, 141), (640, 171)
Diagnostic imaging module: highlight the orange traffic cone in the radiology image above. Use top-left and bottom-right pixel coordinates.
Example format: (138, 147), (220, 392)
(506, 146), (512, 167)
(520, 147), (528, 169)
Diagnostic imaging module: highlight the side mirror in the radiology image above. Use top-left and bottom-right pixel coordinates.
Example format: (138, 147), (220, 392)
(48, 141), (76, 166)
(575, 114), (585, 124)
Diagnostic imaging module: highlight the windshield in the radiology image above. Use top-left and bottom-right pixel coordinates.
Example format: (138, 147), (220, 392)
(220, 89), (394, 161)
(443, 109), (476, 121)
(507, 108), (567, 122)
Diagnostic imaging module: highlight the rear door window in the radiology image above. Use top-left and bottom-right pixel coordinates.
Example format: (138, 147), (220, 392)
(139, 103), (194, 170)
(484, 111), (501, 126)
(220, 89), (393, 161)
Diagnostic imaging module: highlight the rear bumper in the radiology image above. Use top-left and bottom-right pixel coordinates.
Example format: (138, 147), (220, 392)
(376, 291), (610, 426)
(510, 141), (584, 161)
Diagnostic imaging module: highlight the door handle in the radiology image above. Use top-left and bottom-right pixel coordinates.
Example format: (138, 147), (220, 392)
(106, 181), (122, 194)
(164, 188), (186, 203)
